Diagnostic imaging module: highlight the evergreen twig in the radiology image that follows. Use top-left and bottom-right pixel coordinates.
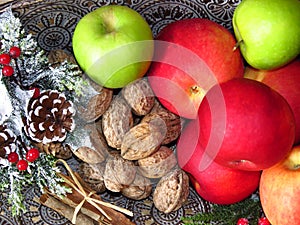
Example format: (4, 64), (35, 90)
(181, 193), (263, 225)
(0, 8), (83, 217)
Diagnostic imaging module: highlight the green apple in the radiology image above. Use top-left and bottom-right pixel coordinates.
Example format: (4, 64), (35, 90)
(72, 5), (154, 88)
(233, 0), (300, 70)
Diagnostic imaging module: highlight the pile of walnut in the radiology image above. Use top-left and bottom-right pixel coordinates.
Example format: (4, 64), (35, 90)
(47, 50), (190, 214)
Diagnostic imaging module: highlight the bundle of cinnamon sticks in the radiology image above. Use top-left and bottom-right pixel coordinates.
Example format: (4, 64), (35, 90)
(38, 160), (135, 225)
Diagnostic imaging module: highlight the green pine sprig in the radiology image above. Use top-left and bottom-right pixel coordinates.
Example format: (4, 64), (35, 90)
(0, 8), (89, 100)
(0, 152), (71, 217)
(0, 166), (25, 216)
(0, 8), (83, 217)
(28, 153), (72, 198)
(36, 61), (88, 100)
(181, 193), (263, 225)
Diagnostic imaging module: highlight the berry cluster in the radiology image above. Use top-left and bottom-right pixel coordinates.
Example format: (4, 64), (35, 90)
(0, 44), (41, 99)
(8, 148), (40, 171)
(237, 217), (271, 225)
(6, 135), (40, 171)
(0, 46), (21, 77)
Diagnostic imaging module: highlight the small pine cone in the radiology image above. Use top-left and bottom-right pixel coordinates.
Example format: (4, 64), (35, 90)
(78, 162), (106, 193)
(33, 141), (72, 159)
(48, 49), (77, 65)
(0, 124), (16, 157)
(24, 90), (75, 143)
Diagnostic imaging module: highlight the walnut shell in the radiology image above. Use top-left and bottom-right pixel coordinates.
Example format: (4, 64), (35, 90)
(138, 146), (177, 178)
(78, 162), (106, 193)
(141, 107), (182, 145)
(73, 124), (109, 164)
(102, 96), (134, 149)
(121, 120), (165, 160)
(122, 78), (155, 116)
(103, 153), (136, 192)
(121, 173), (152, 200)
(153, 168), (189, 214)
(74, 146), (106, 164)
(78, 86), (113, 123)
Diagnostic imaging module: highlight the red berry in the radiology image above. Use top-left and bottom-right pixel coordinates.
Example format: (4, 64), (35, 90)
(2, 65), (14, 76)
(237, 218), (249, 225)
(0, 53), (11, 65)
(9, 46), (21, 58)
(258, 217), (271, 225)
(7, 152), (19, 163)
(16, 159), (28, 171)
(30, 87), (40, 98)
(26, 148), (40, 162)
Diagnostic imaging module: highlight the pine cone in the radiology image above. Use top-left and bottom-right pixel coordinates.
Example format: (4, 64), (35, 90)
(24, 90), (75, 143)
(0, 124), (16, 157)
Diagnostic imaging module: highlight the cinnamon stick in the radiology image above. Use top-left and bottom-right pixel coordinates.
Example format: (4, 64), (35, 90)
(47, 172), (135, 225)
(37, 194), (97, 225)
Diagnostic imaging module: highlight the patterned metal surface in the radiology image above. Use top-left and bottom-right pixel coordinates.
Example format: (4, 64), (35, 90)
(0, 0), (241, 224)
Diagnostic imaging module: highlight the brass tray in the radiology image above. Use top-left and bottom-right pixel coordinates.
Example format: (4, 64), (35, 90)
(0, 1), (240, 224)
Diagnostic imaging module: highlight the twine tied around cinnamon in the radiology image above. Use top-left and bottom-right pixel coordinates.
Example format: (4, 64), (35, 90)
(55, 159), (133, 224)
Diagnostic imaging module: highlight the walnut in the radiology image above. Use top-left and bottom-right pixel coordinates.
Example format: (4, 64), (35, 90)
(141, 106), (182, 145)
(78, 162), (106, 193)
(153, 168), (189, 213)
(73, 123), (109, 164)
(121, 119), (165, 160)
(102, 96), (134, 149)
(103, 153), (136, 192)
(121, 78), (155, 116)
(77, 85), (113, 123)
(24, 90), (75, 143)
(138, 146), (177, 178)
(74, 146), (107, 164)
(121, 173), (152, 200)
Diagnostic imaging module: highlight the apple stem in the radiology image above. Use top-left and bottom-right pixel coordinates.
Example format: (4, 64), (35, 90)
(233, 40), (243, 51)
(293, 164), (300, 170)
(284, 160), (300, 170)
(190, 85), (202, 95)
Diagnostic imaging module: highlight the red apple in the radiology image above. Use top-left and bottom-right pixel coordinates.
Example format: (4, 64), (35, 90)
(260, 145), (300, 225)
(245, 58), (300, 144)
(177, 120), (261, 204)
(198, 78), (295, 171)
(147, 18), (244, 119)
